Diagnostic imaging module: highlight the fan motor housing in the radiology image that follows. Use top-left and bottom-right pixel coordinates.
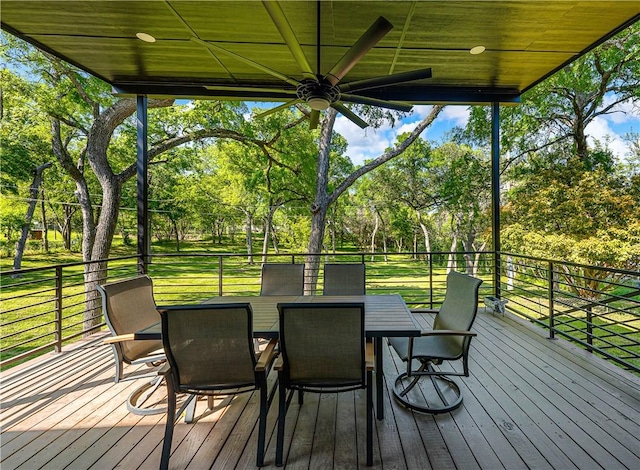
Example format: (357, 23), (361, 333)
(297, 78), (340, 109)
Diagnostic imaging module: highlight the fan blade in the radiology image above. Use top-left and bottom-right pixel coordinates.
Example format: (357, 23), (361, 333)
(309, 110), (320, 129)
(262, 0), (316, 80)
(190, 37), (300, 87)
(340, 68), (432, 93)
(255, 99), (303, 118)
(332, 102), (369, 129)
(340, 93), (413, 112)
(325, 16), (393, 86)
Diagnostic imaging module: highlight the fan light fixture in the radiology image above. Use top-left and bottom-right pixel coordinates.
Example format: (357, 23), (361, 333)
(470, 45), (485, 55)
(136, 32), (156, 43)
(308, 97), (331, 111)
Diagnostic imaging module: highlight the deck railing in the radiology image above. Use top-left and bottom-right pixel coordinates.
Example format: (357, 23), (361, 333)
(497, 252), (640, 373)
(2, 250), (638, 373)
(0, 251), (494, 369)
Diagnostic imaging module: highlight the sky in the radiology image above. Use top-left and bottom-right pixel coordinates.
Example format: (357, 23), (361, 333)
(331, 100), (640, 166)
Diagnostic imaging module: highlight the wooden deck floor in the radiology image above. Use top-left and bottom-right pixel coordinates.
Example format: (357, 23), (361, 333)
(2, 309), (639, 470)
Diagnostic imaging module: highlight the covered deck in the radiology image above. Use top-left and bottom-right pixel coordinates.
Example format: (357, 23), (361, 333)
(2, 308), (639, 469)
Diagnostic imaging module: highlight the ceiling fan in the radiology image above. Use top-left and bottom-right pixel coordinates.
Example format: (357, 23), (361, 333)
(192, 0), (432, 129)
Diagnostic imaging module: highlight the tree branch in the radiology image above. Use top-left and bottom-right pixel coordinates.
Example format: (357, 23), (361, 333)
(329, 105), (444, 205)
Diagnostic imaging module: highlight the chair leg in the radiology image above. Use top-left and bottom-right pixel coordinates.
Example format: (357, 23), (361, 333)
(112, 346), (124, 383)
(276, 375), (287, 466)
(256, 381), (268, 467)
(160, 380), (177, 470)
(366, 371), (373, 466)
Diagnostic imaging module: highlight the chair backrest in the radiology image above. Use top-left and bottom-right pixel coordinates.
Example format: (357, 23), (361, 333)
(433, 271), (483, 354)
(277, 303), (365, 388)
(97, 275), (162, 363)
(160, 304), (257, 392)
(260, 263), (304, 295)
(323, 263), (366, 295)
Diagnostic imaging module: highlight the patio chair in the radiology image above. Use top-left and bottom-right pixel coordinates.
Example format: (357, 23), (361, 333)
(260, 263), (304, 295)
(159, 303), (277, 469)
(97, 275), (165, 384)
(323, 263), (366, 295)
(388, 270), (482, 414)
(275, 302), (373, 466)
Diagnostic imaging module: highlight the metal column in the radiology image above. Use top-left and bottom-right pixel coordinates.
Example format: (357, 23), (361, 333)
(491, 102), (501, 297)
(137, 95), (149, 274)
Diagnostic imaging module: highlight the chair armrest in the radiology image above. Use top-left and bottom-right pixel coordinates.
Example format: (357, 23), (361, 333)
(274, 355), (284, 371)
(255, 338), (278, 372)
(365, 339), (374, 371)
(420, 329), (477, 337)
(103, 333), (136, 344)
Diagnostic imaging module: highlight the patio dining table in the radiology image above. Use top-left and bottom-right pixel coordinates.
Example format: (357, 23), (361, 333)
(136, 294), (421, 419)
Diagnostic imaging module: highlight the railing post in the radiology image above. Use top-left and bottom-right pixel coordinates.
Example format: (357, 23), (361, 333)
(218, 255), (223, 296)
(586, 305), (593, 353)
(55, 266), (63, 353)
(548, 261), (555, 340)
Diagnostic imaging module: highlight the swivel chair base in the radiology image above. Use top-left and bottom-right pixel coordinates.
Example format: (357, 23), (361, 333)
(392, 364), (463, 414)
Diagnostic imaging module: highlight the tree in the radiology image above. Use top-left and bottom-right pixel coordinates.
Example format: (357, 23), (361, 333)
(4, 37), (309, 331)
(12, 162), (52, 272)
(304, 105), (444, 290)
(464, 22), (640, 169)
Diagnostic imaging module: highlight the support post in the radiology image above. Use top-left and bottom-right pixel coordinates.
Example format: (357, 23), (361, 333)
(491, 103), (501, 298)
(137, 95), (149, 275)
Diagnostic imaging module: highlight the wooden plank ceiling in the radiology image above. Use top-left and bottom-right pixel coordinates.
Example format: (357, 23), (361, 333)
(2, 1), (639, 104)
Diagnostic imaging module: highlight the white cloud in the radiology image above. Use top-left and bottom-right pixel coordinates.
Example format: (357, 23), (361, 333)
(601, 96), (640, 125)
(334, 115), (393, 165)
(441, 105), (471, 126)
(586, 116), (630, 158)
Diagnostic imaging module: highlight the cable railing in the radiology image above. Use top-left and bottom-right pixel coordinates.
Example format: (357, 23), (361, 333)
(497, 252), (640, 373)
(2, 250), (638, 374)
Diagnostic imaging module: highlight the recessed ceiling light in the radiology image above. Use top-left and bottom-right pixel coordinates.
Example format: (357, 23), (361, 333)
(470, 45), (486, 55)
(136, 32), (156, 43)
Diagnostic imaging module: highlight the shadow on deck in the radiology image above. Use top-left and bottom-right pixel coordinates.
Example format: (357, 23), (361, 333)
(2, 309), (639, 469)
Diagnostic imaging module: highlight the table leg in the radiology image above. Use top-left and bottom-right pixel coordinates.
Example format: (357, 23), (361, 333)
(375, 337), (384, 420)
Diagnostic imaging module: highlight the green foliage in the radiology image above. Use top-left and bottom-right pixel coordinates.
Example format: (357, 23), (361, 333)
(0, 195), (26, 240)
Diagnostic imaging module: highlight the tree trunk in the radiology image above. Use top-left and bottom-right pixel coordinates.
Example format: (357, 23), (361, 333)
(40, 187), (49, 252)
(305, 110), (336, 293)
(370, 211), (379, 261)
(245, 211), (254, 264)
(83, 179), (121, 332)
(62, 203), (74, 249)
(447, 235), (458, 273)
(305, 205), (328, 294)
(172, 218), (180, 252)
(463, 233), (476, 274)
(262, 205), (277, 263)
(13, 162), (52, 274)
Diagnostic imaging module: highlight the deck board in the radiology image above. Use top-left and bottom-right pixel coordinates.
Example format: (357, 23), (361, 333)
(2, 309), (639, 469)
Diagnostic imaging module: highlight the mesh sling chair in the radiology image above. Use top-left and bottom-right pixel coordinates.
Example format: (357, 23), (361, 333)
(159, 304), (277, 469)
(260, 263), (305, 295)
(388, 270), (482, 414)
(323, 263), (366, 295)
(98, 275), (168, 415)
(275, 303), (374, 466)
